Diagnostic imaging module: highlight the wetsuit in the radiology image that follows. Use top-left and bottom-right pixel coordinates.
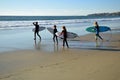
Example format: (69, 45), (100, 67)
(95, 26), (103, 40)
(33, 23), (41, 40)
(62, 29), (69, 48)
(53, 28), (58, 44)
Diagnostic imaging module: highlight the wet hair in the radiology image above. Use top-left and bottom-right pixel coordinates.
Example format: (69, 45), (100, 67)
(36, 22), (38, 24)
(62, 26), (66, 30)
(94, 21), (99, 27)
(54, 25), (56, 28)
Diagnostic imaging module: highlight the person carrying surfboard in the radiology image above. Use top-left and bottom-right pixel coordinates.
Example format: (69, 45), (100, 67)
(53, 25), (58, 45)
(60, 26), (69, 48)
(94, 21), (103, 44)
(33, 22), (41, 41)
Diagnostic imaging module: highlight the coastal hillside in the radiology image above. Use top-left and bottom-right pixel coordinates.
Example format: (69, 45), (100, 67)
(0, 12), (120, 21)
(87, 12), (120, 18)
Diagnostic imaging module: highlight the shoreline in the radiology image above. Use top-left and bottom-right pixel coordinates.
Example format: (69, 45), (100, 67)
(0, 31), (120, 80)
(0, 31), (120, 53)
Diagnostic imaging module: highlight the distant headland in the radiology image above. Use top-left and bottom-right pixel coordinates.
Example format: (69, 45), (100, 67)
(0, 12), (120, 21)
(87, 11), (120, 18)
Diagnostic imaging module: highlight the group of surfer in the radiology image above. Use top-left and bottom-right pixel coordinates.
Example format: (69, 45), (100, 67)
(33, 22), (69, 48)
(33, 21), (103, 48)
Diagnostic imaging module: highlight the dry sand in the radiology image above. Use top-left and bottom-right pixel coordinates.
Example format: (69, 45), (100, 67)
(0, 33), (120, 80)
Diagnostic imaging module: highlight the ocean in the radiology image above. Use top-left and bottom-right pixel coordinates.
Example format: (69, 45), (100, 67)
(0, 16), (120, 36)
(0, 16), (120, 52)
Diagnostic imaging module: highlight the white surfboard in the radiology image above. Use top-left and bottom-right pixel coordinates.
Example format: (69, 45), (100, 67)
(47, 27), (78, 38)
(66, 32), (79, 38)
(32, 27), (46, 32)
(56, 32), (78, 38)
(55, 32), (64, 38)
(47, 27), (54, 34)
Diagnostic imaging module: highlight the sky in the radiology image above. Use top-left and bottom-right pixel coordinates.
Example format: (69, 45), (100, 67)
(0, 0), (120, 16)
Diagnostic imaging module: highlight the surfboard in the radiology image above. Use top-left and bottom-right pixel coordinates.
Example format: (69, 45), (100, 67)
(55, 32), (63, 38)
(47, 27), (54, 34)
(47, 27), (78, 38)
(86, 26), (111, 33)
(32, 27), (46, 32)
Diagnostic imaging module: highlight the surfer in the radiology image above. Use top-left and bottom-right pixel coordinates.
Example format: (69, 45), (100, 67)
(60, 26), (69, 48)
(33, 22), (41, 41)
(53, 25), (58, 45)
(94, 21), (103, 45)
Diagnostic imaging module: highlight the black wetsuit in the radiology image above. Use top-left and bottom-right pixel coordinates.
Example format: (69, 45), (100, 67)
(53, 28), (58, 44)
(35, 24), (39, 32)
(33, 23), (41, 40)
(62, 29), (69, 48)
(95, 26), (103, 40)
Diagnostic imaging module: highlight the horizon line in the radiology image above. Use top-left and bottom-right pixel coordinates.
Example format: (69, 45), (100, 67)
(0, 11), (119, 16)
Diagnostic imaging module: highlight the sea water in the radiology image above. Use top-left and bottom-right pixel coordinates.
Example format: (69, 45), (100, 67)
(0, 16), (120, 52)
(0, 17), (120, 35)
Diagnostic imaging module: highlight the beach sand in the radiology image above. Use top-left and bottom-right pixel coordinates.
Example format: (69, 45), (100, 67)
(0, 32), (120, 80)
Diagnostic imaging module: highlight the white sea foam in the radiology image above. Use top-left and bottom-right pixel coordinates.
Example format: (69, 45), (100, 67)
(0, 17), (120, 30)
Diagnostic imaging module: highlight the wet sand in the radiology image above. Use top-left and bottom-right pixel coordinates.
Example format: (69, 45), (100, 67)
(0, 32), (120, 80)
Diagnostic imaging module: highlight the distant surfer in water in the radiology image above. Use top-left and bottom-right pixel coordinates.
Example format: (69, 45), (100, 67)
(53, 25), (58, 45)
(60, 26), (69, 48)
(94, 21), (103, 45)
(33, 22), (41, 41)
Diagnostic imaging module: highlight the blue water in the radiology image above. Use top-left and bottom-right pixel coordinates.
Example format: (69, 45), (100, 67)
(0, 16), (120, 35)
(0, 16), (87, 21)
(0, 16), (120, 52)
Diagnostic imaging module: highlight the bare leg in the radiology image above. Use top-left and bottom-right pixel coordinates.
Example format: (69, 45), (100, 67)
(96, 40), (98, 47)
(95, 35), (98, 47)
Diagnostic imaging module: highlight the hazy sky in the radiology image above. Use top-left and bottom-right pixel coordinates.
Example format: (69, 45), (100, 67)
(0, 0), (119, 16)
